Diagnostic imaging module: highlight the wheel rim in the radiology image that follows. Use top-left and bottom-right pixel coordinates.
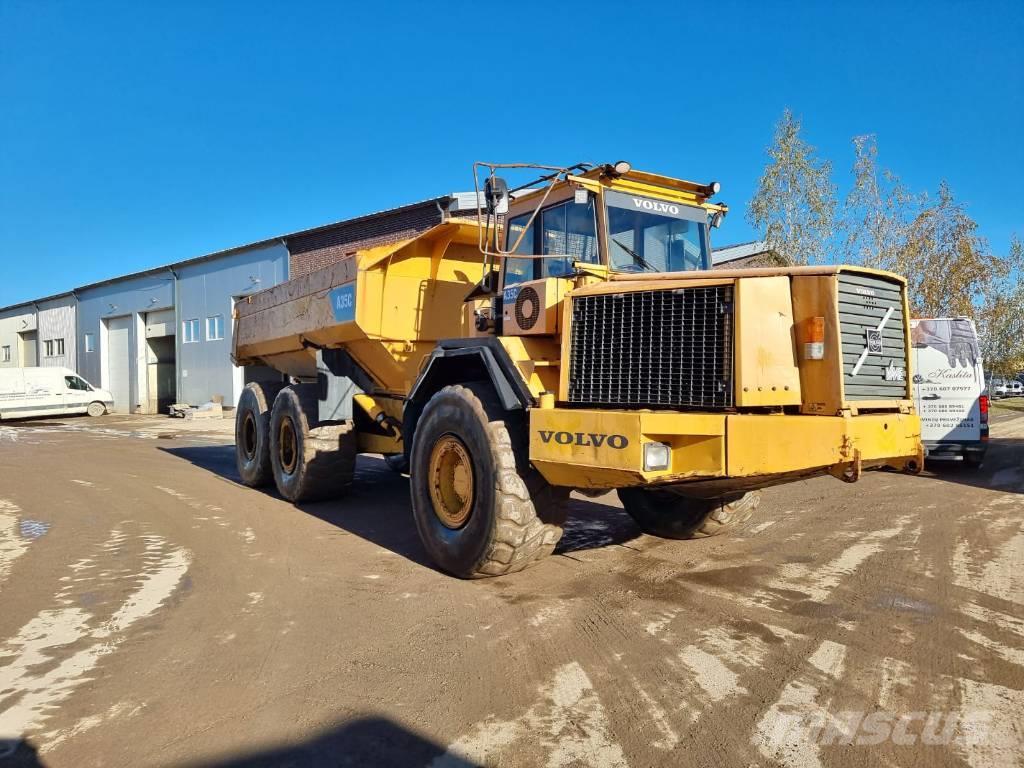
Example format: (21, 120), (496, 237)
(242, 412), (258, 460)
(428, 434), (474, 529)
(278, 416), (298, 475)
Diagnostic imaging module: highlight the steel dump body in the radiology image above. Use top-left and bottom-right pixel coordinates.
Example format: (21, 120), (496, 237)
(233, 220), (487, 393)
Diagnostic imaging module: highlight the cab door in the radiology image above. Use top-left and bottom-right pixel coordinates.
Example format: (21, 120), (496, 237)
(63, 374), (93, 414)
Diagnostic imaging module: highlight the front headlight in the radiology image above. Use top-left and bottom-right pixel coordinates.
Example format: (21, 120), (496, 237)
(643, 442), (671, 471)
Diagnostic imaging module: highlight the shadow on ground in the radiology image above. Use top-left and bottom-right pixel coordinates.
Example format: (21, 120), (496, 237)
(912, 437), (1024, 495)
(159, 446), (642, 570)
(0, 717), (478, 768)
(180, 715), (477, 768)
(0, 739), (43, 768)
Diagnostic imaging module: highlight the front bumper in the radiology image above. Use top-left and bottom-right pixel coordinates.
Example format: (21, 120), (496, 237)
(529, 408), (922, 490)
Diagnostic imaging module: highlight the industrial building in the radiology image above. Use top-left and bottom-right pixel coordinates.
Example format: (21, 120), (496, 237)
(0, 195), (476, 413)
(0, 190), (772, 414)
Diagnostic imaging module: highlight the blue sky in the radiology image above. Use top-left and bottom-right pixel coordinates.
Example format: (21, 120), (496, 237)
(1, 1), (1021, 307)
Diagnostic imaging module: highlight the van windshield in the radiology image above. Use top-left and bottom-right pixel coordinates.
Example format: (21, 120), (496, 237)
(606, 190), (709, 273)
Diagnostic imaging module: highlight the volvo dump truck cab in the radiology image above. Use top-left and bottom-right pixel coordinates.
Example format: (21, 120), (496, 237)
(232, 162), (922, 578)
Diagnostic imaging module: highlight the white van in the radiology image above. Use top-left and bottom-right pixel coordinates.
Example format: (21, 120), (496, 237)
(910, 317), (988, 466)
(0, 367), (114, 421)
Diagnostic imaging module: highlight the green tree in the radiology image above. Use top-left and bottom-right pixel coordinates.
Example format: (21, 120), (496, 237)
(978, 236), (1024, 377)
(840, 135), (922, 270)
(747, 109), (837, 265)
(897, 182), (992, 318)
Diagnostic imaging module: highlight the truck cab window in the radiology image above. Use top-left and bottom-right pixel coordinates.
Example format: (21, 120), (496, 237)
(503, 213), (535, 287)
(541, 198), (598, 278)
(504, 199), (598, 285)
(606, 190), (709, 273)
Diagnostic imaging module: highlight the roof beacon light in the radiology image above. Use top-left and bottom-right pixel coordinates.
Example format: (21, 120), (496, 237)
(613, 160), (632, 175)
(707, 181), (721, 196)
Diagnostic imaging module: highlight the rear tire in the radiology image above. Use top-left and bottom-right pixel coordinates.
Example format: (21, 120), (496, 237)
(618, 488), (761, 539)
(409, 383), (567, 578)
(235, 381), (285, 487)
(269, 384), (357, 502)
(86, 401), (106, 418)
(963, 452), (985, 469)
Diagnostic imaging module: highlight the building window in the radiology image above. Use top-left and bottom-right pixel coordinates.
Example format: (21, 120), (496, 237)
(206, 315), (224, 341)
(56, 338), (65, 356)
(183, 318), (200, 343)
(84, 333), (95, 353)
(44, 339), (54, 357)
(1, 346), (9, 362)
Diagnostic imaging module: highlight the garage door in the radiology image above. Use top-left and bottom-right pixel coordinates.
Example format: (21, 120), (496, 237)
(106, 316), (131, 413)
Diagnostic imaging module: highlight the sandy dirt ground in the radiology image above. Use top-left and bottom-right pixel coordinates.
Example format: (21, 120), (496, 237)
(0, 409), (1022, 767)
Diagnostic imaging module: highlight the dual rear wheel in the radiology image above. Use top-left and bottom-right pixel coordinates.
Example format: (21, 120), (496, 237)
(235, 382), (356, 503)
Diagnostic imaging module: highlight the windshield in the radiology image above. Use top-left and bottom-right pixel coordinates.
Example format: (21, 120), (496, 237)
(606, 190), (709, 273)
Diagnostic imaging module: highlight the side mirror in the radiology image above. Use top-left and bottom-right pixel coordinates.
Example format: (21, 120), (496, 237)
(484, 176), (509, 215)
(710, 211), (726, 229)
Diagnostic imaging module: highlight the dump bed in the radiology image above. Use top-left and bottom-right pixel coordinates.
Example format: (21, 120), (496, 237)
(232, 220), (486, 390)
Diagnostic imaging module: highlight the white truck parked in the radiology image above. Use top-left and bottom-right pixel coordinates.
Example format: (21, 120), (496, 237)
(0, 367), (114, 421)
(910, 317), (988, 467)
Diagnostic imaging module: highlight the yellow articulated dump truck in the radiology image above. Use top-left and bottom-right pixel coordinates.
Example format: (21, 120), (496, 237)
(232, 161), (922, 578)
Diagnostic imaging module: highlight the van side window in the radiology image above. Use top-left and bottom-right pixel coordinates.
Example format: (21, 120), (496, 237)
(65, 375), (91, 391)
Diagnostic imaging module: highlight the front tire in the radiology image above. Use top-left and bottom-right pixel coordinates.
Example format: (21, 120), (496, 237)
(618, 488), (761, 539)
(269, 384), (357, 502)
(410, 383), (566, 578)
(86, 401), (107, 418)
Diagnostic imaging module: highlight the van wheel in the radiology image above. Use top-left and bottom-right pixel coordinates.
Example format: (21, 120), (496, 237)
(409, 383), (566, 578)
(235, 381), (286, 487)
(618, 488), (761, 539)
(269, 384), (357, 502)
(87, 401), (107, 418)
(963, 453), (985, 469)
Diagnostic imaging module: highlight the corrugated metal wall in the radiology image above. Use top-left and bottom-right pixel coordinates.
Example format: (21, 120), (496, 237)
(37, 295), (77, 370)
(0, 306), (36, 369)
(177, 242), (289, 405)
(77, 274), (175, 412)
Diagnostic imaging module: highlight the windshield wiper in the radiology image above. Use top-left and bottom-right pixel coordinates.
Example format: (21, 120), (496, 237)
(611, 237), (657, 272)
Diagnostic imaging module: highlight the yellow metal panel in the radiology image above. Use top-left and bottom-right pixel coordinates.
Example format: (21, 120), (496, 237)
(791, 274), (844, 415)
(734, 277), (802, 406)
(498, 336), (561, 397)
(726, 413), (920, 476)
(530, 409), (644, 471)
(529, 408), (729, 488)
(528, 407), (920, 489)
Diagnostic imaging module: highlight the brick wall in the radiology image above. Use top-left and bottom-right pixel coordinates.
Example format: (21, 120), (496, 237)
(287, 201), (446, 278)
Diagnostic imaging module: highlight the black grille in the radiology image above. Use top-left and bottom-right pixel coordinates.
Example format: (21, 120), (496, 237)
(568, 286), (734, 410)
